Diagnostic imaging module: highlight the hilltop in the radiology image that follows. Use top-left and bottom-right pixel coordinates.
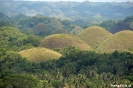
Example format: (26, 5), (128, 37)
(30, 23), (52, 37)
(40, 34), (93, 51)
(19, 47), (62, 62)
(1, 1), (133, 23)
(71, 26), (84, 35)
(78, 26), (112, 48)
(97, 30), (133, 53)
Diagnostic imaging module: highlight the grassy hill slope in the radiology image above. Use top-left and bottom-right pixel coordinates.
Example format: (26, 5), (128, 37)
(78, 26), (112, 48)
(97, 30), (133, 53)
(30, 23), (52, 36)
(40, 34), (93, 51)
(19, 47), (62, 62)
(71, 26), (84, 35)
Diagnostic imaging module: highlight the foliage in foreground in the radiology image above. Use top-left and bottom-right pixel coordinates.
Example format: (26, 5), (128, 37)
(0, 47), (133, 88)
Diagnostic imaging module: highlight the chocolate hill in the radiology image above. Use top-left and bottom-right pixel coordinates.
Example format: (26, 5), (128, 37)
(97, 30), (133, 53)
(78, 26), (112, 48)
(19, 47), (62, 62)
(40, 34), (94, 51)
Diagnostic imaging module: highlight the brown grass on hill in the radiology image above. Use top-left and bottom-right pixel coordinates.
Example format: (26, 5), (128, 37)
(71, 26), (84, 35)
(40, 34), (93, 51)
(78, 26), (112, 48)
(97, 30), (133, 53)
(30, 23), (52, 36)
(50, 19), (64, 30)
(18, 47), (62, 62)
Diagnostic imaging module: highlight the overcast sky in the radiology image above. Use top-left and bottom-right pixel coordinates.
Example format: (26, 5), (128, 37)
(25, 0), (133, 2)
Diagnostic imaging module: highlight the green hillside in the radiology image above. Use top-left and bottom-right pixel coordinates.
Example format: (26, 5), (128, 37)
(19, 47), (62, 62)
(78, 26), (112, 48)
(0, 26), (41, 51)
(1, 2), (133, 88)
(0, 26), (27, 48)
(124, 15), (133, 28)
(40, 34), (93, 51)
(97, 30), (133, 53)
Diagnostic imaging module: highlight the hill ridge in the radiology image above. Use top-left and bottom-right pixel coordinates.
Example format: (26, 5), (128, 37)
(97, 30), (133, 53)
(40, 34), (94, 51)
(19, 47), (62, 62)
(78, 26), (112, 48)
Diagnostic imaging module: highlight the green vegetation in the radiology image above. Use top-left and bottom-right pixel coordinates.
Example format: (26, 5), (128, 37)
(16, 15), (74, 36)
(19, 47), (62, 62)
(109, 21), (133, 34)
(30, 23), (52, 37)
(18, 16), (51, 32)
(99, 20), (118, 31)
(40, 34), (94, 51)
(124, 15), (133, 28)
(97, 30), (133, 53)
(0, 20), (12, 27)
(0, 47), (133, 88)
(0, 3), (133, 87)
(0, 26), (41, 51)
(78, 26), (112, 48)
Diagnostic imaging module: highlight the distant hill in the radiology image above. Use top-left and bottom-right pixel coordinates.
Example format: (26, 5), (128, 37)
(19, 47), (62, 62)
(52, 28), (69, 34)
(30, 23), (52, 37)
(1, 1), (133, 21)
(97, 30), (133, 53)
(49, 19), (65, 30)
(40, 34), (93, 51)
(0, 12), (10, 22)
(110, 21), (133, 34)
(16, 16), (73, 34)
(71, 26), (84, 35)
(124, 15), (133, 29)
(99, 20), (118, 31)
(78, 26), (112, 48)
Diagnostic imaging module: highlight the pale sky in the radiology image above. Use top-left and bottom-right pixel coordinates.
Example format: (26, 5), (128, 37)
(25, 0), (133, 2)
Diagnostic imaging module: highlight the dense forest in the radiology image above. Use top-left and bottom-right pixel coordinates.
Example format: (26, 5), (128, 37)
(0, 47), (133, 88)
(0, 0), (133, 88)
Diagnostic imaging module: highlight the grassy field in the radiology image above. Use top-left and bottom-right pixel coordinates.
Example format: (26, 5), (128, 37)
(78, 26), (112, 48)
(40, 34), (94, 51)
(97, 30), (133, 53)
(18, 47), (62, 62)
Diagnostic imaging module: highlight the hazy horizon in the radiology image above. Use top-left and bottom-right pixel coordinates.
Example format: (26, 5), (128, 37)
(23, 0), (133, 2)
